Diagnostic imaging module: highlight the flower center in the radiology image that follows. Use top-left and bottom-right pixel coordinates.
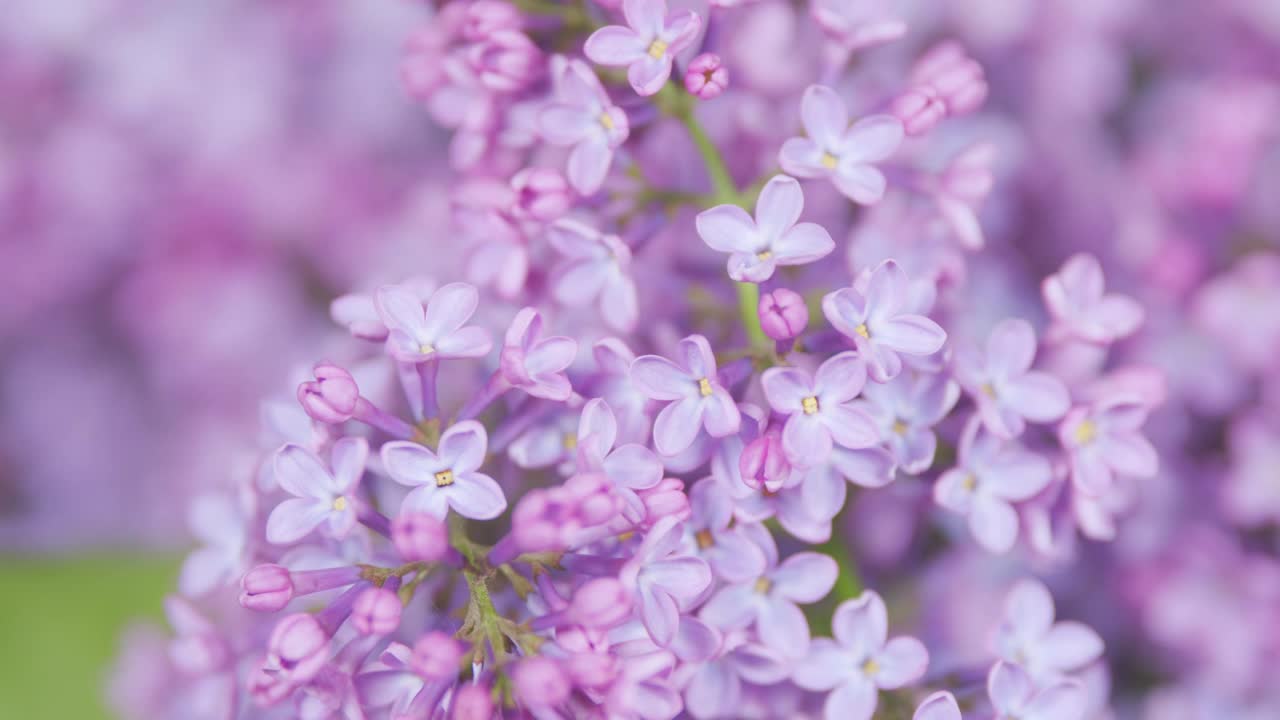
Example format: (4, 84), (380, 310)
(698, 377), (714, 397)
(802, 396), (820, 415)
(861, 658), (880, 676)
(980, 382), (996, 398)
(434, 469), (455, 487)
(821, 152), (839, 170)
(647, 39), (668, 59)
(332, 496), (348, 512)
(419, 343), (436, 355)
(695, 529), (715, 549)
(753, 577), (772, 594)
(854, 323), (870, 339)
(599, 112), (615, 131)
(563, 433), (578, 450)
(756, 250), (773, 261)
(961, 473), (977, 491)
(1073, 420), (1097, 445)
(892, 419), (908, 435)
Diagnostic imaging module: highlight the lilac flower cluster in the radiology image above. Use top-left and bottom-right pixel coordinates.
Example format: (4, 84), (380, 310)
(100, 1), (1280, 719)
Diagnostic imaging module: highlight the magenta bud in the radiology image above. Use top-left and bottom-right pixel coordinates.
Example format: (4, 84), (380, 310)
(267, 613), (330, 685)
(758, 288), (809, 341)
(412, 630), (465, 681)
(511, 167), (573, 222)
(739, 434), (790, 491)
(352, 587), (403, 635)
(298, 362), (359, 424)
(569, 578), (633, 629)
(684, 53), (729, 100)
(240, 564), (294, 612)
(637, 478), (690, 527)
(512, 657), (572, 709)
(392, 512), (449, 563)
(892, 87), (947, 137)
(460, 0), (522, 41)
(449, 681), (494, 720)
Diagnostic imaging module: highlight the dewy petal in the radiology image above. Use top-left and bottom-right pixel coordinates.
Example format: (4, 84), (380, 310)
(567, 138), (614, 195)
(273, 444), (332, 500)
(761, 366), (814, 413)
(374, 285), (428, 338)
(813, 352), (867, 405)
(754, 175), (804, 242)
(631, 355), (693, 400)
(876, 315), (947, 356)
(774, 222), (835, 266)
(1001, 372), (1070, 423)
(328, 437), (368, 493)
(266, 498), (330, 544)
(1039, 622), (1104, 671)
(623, 0), (667, 37)
(783, 413), (833, 467)
(778, 137), (828, 178)
(987, 661), (1033, 713)
(838, 115), (904, 163)
(422, 282), (479, 342)
(986, 319), (1037, 378)
(823, 404), (881, 450)
(380, 441), (445, 486)
(438, 421), (488, 473)
(793, 638), (849, 691)
(757, 598), (810, 659)
(832, 591), (888, 658)
(969, 495), (1019, 553)
(696, 204), (760, 254)
(583, 26), (647, 66)
(771, 553), (837, 603)
(654, 396), (705, 456)
(833, 164), (887, 204)
(913, 691), (962, 720)
(446, 473), (508, 520)
(873, 636), (929, 689)
(825, 676), (878, 720)
(800, 85), (850, 150)
(628, 55), (674, 97)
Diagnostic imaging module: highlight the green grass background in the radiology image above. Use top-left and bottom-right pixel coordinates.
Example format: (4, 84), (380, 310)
(0, 554), (179, 719)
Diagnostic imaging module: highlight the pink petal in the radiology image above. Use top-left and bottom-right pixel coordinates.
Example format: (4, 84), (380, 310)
(984, 449), (1052, 502)
(783, 413), (833, 467)
(552, 258), (609, 305)
(933, 468), (975, 513)
(936, 195), (984, 250)
(1040, 622), (1104, 671)
(679, 335), (718, 380)
(829, 447), (896, 488)
(526, 336), (578, 376)
(986, 319), (1037, 378)
(987, 661), (1033, 712)
(584, 26), (647, 66)
(801, 85), (850, 149)
(913, 691), (962, 720)
(832, 592), (888, 658)
(1099, 432), (1157, 477)
(774, 222), (835, 265)
(623, 0), (667, 37)
(639, 583), (681, 647)
(578, 398), (619, 455)
(699, 584), (759, 631)
(814, 352), (866, 404)
(654, 396), (705, 455)
(539, 104), (594, 146)
(703, 391), (742, 437)
(1094, 296), (1144, 339)
(821, 287), (869, 339)
(374, 285), (427, 338)
(401, 485), (450, 518)
(873, 636), (929, 689)
(705, 529), (768, 582)
(329, 437), (368, 493)
(422, 283), (479, 341)
(771, 553), (837, 603)
(876, 315), (947, 356)
(1002, 372), (1070, 423)
(436, 325), (493, 358)
(661, 10), (702, 52)
(823, 404), (881, 450)
(604, 444), (663, 490)
(1024, 681), (1087, 720)
(1002, 579), (1055, 643)
(273, 445), (332, 501)
(761, 366), (813, 413)
(754, 175), (804, 241)
(600, 274), (639, 331)
(446, 473), (507, 520)
(696, 204), (759, 253)
(685, 662), (741, 719)
(800, 466), (848, 519)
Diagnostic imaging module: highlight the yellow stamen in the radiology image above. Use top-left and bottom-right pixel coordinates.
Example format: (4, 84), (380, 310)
(980, 382), (996, 398)
(434, 469), (455, 487)
(647, 39), (668, 59)
(698, 378), (714, 397)
(419, 343), (435, 355)
(854, 323), (870, 339)
(821, 152), (839, 169)
(617, 531), (635, 543)
(892, 419), (908, 435)
(757, 250), (773, 261)
(861, 658), (880, 676)
(961, 473), (977, 491)
(332, 496), (348, 512)
(753, 577), (772, 594)
(802, 396), (820, 415)
(1073, 419), (1097, 445)
(695, 529), (715, 549)
(599, 112), (615, 131)
(563, 433), (578, 451)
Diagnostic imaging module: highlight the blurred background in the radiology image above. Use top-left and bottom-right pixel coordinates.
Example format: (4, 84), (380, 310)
(1, 0), (1278, 718)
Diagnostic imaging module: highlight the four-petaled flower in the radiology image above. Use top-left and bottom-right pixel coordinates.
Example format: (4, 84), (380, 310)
(266, 438), (367, 544)
(618, 516), (713, 647)
(381, 421), (507, 520)
(823, 260), (948, 382)
(539, 58), (630, 194)
(988, 661), (1086, 720)
(795, 590), (930, 720)
(761, 351), (880, 468)
(584, 0), (702, 96)
(631, 335), (742, 456)
(685, 478), (767, 582)
(1043, 253), (1144, 345)
(500, 307), (578, 401)
(1059, 397), (1158, 496)
(695, 174), (835, 283)
(992, 579), (1104, 684)
(780, 85), (904, 204)
(576, 398), (664, 522)
(854, 370), (959, 474)
(375, 282), (493, 364)
(547, 219), (639, 332)
(953, 318), (1069, 438)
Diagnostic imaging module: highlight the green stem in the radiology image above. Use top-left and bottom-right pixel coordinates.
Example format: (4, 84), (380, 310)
(736, 282), (769, 352)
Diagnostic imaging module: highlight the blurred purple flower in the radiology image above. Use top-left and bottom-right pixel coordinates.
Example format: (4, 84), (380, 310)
(779, 85), (904, 204)
(584, 0), (702, 96)
(954, 319), (1069, 438)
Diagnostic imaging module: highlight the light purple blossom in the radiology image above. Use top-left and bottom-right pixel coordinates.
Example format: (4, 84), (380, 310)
(619, 516), (713, 647)
(631, 334), (742, 456)
(539, 58), (630, 194)
(695, 174), (835, 283)
(700, 523), (837, 659)
(548, 219), (639, 332)
(854, 370), (959, 474)
(375, 282), (493, 363)
(823, 260), (948, 382)
(330, 277), (435, 342)
(779, 85), (904, 204)
(1059, 398), (1158, 496)
(934, 417), (1052, 553)
(810, 0), (907, 52)
(795, 590), (930, 720)
(381, 421), (507, 520)
(179, 491), (251, 597)
(500, 306), (578, 401)
(988, 661), (1087, 720)
(954, 319), (1070, 438)
(925, 142), (995, 251)
(577, 398), (664, 521)
(993, 579), (1104, 684)
(799, 446), (898, 522)
(266, 438), (367, 545)
(682, 630), (791, 719)
(686, 478), (767, 582)
(584, 0), (702, 96)
(760, 351), (879, 467)
(1223, 413), (1280, 527)
(914, 691), (962, 720)
(1043, 253), (1145, 345)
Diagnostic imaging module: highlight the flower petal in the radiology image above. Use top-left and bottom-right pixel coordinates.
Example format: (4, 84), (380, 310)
(832, 591), (887, 658)
(631, 355), (693, 400)
(699, 583), (760, 631)
(374, 285), (427, 338)
(774, 222), (835, 266)
(814, 352), (867, 405)
(265, 498), (330, 544)
(696, 204), (759, 253)
(1039, 622), (1104, 671)
(825, 676), (877, 720)
(783, 413), (833, 467)
(328, 437), (368, 494)
(833, 164), (887, 204)
(970, 495), (1019, 553)
(654, 396), (705, 456)
(876, 315), (947, 356)
(1001, 372), (1070, 423)
(793, 638), (849, 691)
(623, 0), (666, 37)
(439, 421), (488, 473)
(422, 282), (478, 342)
(987, 661), (1033, 712)
(758, 598), (810, 659)
(446, 473), (508, 520)
(873, 636), (929, 689)
(627, 55), (673, 96)
(801, 85), (850, 149)
(913, 691), (962, 720)
(986, 318), (1035, 378)
(567, 138), (613, 195)
(823, 404), (881, 450)
(754, 175), (804, 241)
(838, 115), (904, 163)
(380, 441), (444, 486)
(771, 552), (837, 603)
(583, 26), (647, 66)
(273, 445), (332, 500)
(778, 137), (827, 178)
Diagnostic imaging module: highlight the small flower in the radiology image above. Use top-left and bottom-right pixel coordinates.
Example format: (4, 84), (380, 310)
(795, 590), (930, 720)
(987, 661), (1086, 720)
(510, 167), (573, 222)
(686, 478), (767, 582)
(1043, 253), (1145, 344)
(761, 351), (880, 467)
(584, 0), (703, 96)
(576, 398), (664, 521)
(700, 523), (837, 658)
(539, 58), (630, 194)
(375, 282), (493, 363)
(823, 260), (948, 382)
(934, 417), (1052, 553)
(810, 0), (907, 53)
(695, 174), (835, 283)
(1059, 398), (1158, 496)
(465, 29), (542, 93)
(954, 319), (1069, 438)
(547, 219), (639, 332)
(619, 516), (713, 647)
(500, 307), (578, 401)
(913, 691), (962, 720)
(684, 52), (729, 100)
(266, 438), (367, 545)
(892, 42), (988, 136)
(854, 370), (958, 474)
(630, 335), (742, 456)
(330, 277), (435, 341)
(799, 446), (898, 522)
(992, 579), (1104, 684)
(179, 491), (251, 597)
(758, 288), (809, 341)
(779, 85), (904, 204)
(381, 421), (507, 520)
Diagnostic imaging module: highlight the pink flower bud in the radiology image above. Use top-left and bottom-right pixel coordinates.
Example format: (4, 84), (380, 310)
(297, 362), (359, 424)
(267, 613), (330, 686)
(467, 31), (542, 93)
(240, 564), (294, 612)
(412, 630), (465, 681)
(684, 53), (729, 100)
(449, 681), (494, 720)
(891, 87), (948, 137)
(352, 587), (403, 635)
(513, 657), (572, 708)
(569, 578), (633, 629)
(739, 434), (790, 491)
(392, 512), (449, 563)
(910, 42), (988, 115)
(460, 0), (523, 42)
(637, 478), (690, 527)
(758, 288), (809, 341)
(511, 167), (573, 222)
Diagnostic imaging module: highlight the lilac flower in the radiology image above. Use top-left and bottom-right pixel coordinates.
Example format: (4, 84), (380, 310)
(266, 438), (367, 545)
(733, 475), (834, 544)
(686, 478), (767, 582)
(508, 409), (579, 471)
(760, 351), (879, 467)
(925, 142), (995, 251)
(914, 691), (962, 720)
(500, 307), (578, 401)
(330, 277), (435, 342)
(823, 260), (948, 381)
(381, 421), (507, 520)
(179, 492), (251, 597)
(618, 516), (713, 647)
(700, 523), (837, 658)
(854, 370), (959, 474)
(954, 319), (1070, 438)
(591, 338), (652, 445)
(375, 282), (493, 363)
(584, 0), (702, 97)
(1043, 253), (1145, 344)
(810, 0), (907, 52)
(548, 219), (639, 332)
(988, 661), (1086, 720)
(1059, 398), (1158, 496)
(576, 398), (664, 521)
(934, 417), (1052, 553)
(993, 579), (1104, 684)
(799, 446), (898, 522)
(539, 58), (630, 194)
(795, 590), (930, 720)
(779, 85), (904, 204)
(631, 334), (741, 456)
(1223, 413), (1280, 527)
(758, 288), (809, 342)
(683, 631), (791, 719)
(695, 175), (835, 283)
